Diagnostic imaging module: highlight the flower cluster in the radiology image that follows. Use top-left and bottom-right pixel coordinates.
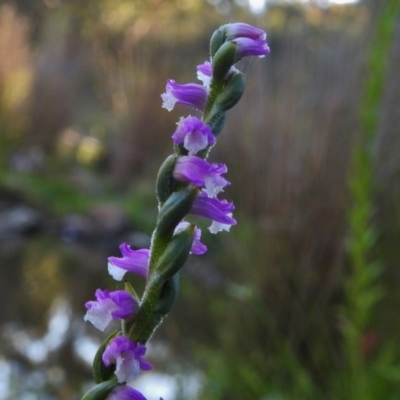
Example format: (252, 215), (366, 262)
(82, 22), (268, 400)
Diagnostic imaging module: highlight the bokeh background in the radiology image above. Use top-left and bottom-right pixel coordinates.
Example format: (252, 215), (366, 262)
(0, 0), (400, 399)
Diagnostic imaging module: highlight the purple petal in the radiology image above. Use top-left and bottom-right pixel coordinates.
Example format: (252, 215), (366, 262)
(224, 22), (267, 41)
(109, 290), (138, 319)
(102, 336), (153, 383)
(174, 221), (207, 255)
(173, 156), (229, 196)
(108, 386), (147, 400)
(161, 80), (207, 112)
(192, 225), (208, 254)
(108, 244), (150, 280)
(190, 190), (236, 233)
(197, 61), (212, 88)
(84, 289), (138, 331)
(84, 293), (116, 331)
(233, 37), (270, 59)
(172, 116), (215, 155)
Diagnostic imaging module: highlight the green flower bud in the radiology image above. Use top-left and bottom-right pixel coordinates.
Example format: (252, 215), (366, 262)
(128, 225), (194, 343)
(210, 28), (226, 58)
(155, 223), (195, 280)
(153, 273), (180, 316)
(156, 154), (179, 205)
(214, 72), (246, 111)
(92, 330), (119, 384)
(212, 41), (237, 81)
(155, 187), (199, 240)
(81, 380), (117, 400)
(203, 110), (226, 137)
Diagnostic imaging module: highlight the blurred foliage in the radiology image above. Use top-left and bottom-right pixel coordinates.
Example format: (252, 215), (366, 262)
(340, 1), (400, 399)
(0, 0), (400, 399)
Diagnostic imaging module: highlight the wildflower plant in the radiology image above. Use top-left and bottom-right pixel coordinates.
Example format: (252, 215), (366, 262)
(81, 22), (269, 400)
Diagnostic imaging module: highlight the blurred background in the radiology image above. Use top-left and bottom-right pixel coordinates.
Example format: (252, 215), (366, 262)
(0, 0), (399, 399)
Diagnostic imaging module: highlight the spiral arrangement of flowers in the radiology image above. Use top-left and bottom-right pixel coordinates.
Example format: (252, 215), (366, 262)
(82, 22), (270, 400)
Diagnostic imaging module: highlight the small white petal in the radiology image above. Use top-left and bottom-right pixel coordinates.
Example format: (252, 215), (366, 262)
(197, 71), (211, 89)
(184, 132), (208, 155)
(204, 176), (223, 197)
(108, 262), (127, 281)
(208, 221), (232, 234)
(84, 308), (112, 331)
(161, 93), (176, 111)
(115, 356), (141, 383)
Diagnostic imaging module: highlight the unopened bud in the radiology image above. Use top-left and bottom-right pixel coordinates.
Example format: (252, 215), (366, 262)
(156, 187), (199, 240)
(92, 331), (119, 383)
(155, 223), (195, 280)
(212, 41), (237, 81)
(215, 72), (246, 111)
(210, 28), (226, 58)
(81, 380), (117, 400)
(156, 154), (179, 204)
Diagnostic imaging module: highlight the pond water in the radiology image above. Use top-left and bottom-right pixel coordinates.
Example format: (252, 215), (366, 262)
(0, 204), (200, 399)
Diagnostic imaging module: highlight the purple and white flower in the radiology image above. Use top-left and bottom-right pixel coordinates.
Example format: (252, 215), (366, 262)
(84, 289), (138, 331)
(102, 336), (153, 383)
(108, 244), (150, 281)
(173, 155), (230, 197)
(190, 190), (236, 233)
(174, 221), (207, 255)
(223, 22), (267, 41)
(161, 80), (207, 112)
(233, 37), (270, 60)
(197, 59), (238, 86)
(107, 385), (147, 400)
(196, 61), (212, 89)
(172, 116), (215, 155)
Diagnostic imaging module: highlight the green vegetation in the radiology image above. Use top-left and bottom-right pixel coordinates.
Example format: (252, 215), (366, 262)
(1, 1), (400, 399)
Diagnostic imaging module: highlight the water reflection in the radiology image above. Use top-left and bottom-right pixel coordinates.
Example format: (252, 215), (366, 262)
(0, 216), (203, 399)
(0, 233), (102, 399)
(135, 372), (203, 400)
(7, 298), (70, 363)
